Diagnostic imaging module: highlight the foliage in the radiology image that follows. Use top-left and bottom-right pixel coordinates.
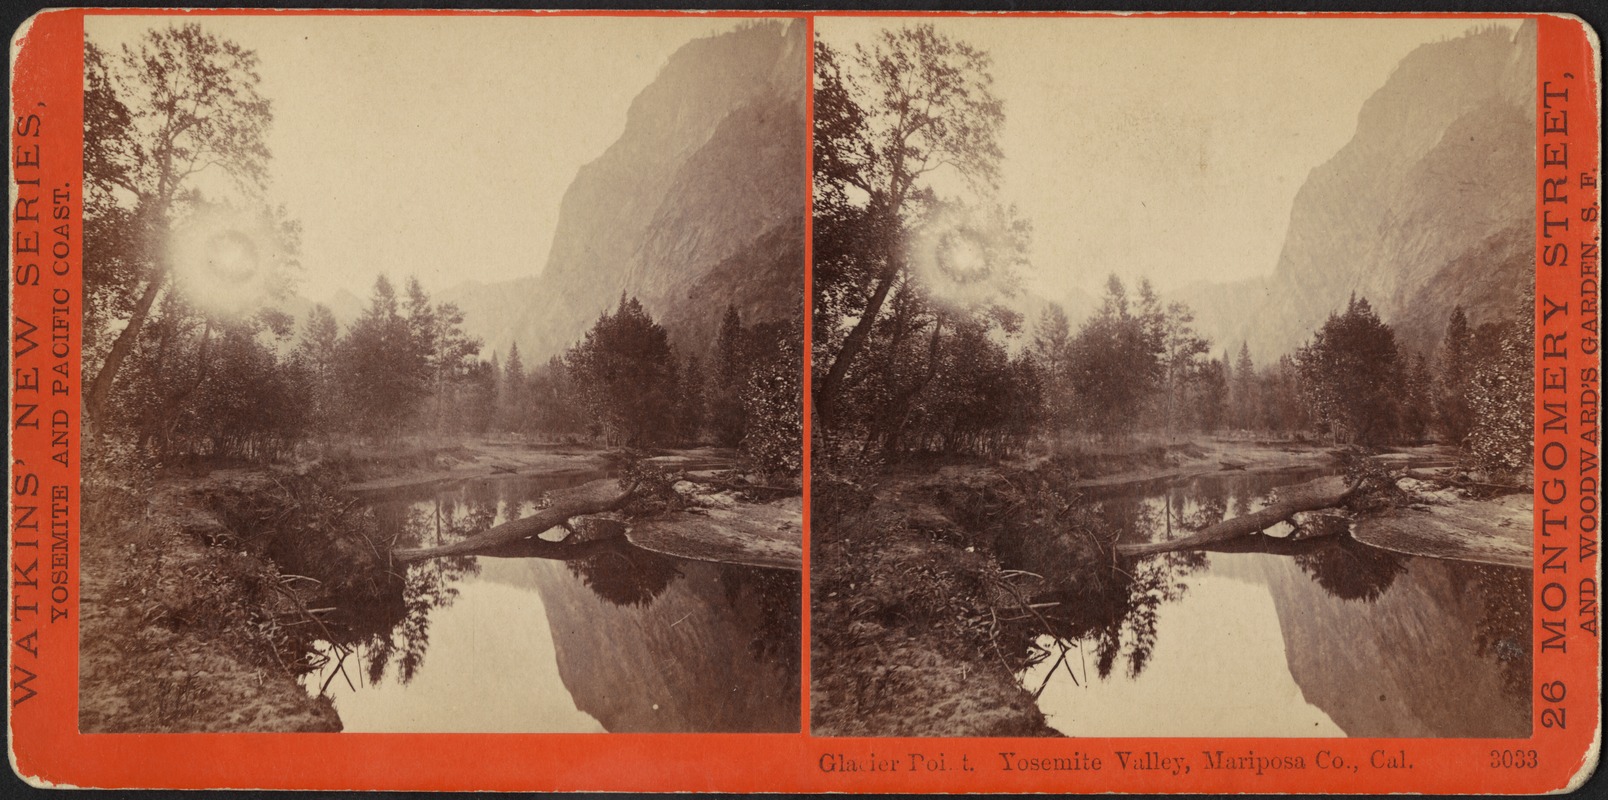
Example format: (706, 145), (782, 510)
(739, 318), (805, 481)
(84, 24), (280, 430)
(564, 296), (683, 447)
(1066, 276), (1166, 437)
(1436, 306), (1476, 444)
(1295, 295), (1406, 445)
(812, 25), (1009, 432)
(1463, 291), (1534, 476)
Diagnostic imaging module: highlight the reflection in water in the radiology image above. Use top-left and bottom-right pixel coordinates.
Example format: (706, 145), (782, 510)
(1009, 469), (1531, 738)
(301, 474), (799, 733)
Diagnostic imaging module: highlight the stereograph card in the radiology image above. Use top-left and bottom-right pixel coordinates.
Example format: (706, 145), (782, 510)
(6, 6), (1601, 794)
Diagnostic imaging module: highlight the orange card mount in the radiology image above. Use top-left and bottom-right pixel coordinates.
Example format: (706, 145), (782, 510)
(8, 7), (1602, 794)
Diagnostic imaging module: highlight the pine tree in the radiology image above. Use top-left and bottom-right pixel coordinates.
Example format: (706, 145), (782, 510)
(501, 342), (527, 433)
(565, 296), (681, 446)
(1295, 295), (1404, 445)
(1436, 306), (1476, 444)
(339, 275), (427, 440)
(1233, 342), (1257, 431)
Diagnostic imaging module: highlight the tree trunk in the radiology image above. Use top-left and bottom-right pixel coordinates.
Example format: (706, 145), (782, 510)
(85, 274), (165, 434)
(393, 478), (636, 562)
(1114, 475), (1355, 558)
(817, 249), (903, 432)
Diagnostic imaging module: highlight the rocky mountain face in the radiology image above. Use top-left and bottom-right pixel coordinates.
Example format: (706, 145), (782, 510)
(1170, 21), (1536, 362)
(443, 20), (807, 363)
(1029, 23), (1530, 363)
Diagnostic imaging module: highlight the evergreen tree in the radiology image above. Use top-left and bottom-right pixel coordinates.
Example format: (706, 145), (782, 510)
(1436, 306), (1476, 444)
(680, 353), (707, 444)
(339, 276), (427, 440)
(710, 304), (749, 447)
(1069, 275), (1165, 437)
(501, 342), (527, 433)
(1295, 295), (1404, 445)
(1232, 342), (1258, 430)
(565, 296), (681, 446)
(294, 304), (342, 435)
(1032, 303), (1075, 435)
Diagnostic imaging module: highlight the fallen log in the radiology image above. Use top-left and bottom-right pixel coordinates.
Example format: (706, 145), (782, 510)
(1114, 475), (1354, 558)
(393, 478), (636, 562)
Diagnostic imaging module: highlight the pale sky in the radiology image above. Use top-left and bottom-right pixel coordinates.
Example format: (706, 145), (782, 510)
(817, 16), (1521, 299)
(86, 13), (747, 304)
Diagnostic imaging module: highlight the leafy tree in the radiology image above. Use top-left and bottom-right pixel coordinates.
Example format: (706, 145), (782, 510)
(739, 319), (804, 480)
(83, 25), (277, 430)
(813, 25), (1006, 431)
(1464, 292), (1534, 476)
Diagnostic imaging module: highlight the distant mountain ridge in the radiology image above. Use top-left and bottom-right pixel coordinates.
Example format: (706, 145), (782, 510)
(1190, 21), (1537, 362)
(1031, 22), (1536, 364)
(441, 20), (807, 362)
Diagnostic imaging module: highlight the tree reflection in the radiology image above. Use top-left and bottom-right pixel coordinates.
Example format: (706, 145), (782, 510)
(566, 543), (681, 608)
(720, 564), (803, 677)
(1467, 563), (1531, 697)
(348, 499), (490, 686)
(1292, 537), (1405, 602)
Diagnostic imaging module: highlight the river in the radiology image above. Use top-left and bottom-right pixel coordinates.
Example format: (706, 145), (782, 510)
(1015, 468), (1531, 738)
(300, 471), (801, 733)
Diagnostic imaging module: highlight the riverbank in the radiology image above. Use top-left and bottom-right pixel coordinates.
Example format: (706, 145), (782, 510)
(80, 437), (802, 732)
(810, 436), (1514, 737)
(80, 476), (343, 732)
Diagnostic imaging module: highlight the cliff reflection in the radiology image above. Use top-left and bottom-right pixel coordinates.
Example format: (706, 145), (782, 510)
(1011, 469), (1531, 737)
(302, 474), (799, 733)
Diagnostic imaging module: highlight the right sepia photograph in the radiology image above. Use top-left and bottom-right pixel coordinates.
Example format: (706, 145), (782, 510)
(809, 17), (1537, 738)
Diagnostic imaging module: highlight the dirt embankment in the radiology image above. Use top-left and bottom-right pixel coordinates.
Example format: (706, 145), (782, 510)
(80, 445), (451, 733)
(810, 475), (1058, 738)
(80, 477), (344, 732)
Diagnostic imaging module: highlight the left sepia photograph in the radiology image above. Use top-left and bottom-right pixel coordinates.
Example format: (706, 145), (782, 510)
(79, 13), (806, 734)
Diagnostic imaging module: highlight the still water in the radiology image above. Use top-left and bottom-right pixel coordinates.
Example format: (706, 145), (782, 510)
(1016, 469), (1531, 738)
(302, 472), (801, 733)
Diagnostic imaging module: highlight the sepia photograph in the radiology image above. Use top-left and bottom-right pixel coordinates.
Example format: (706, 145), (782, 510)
(809, 16), (1537, 739)
(77, 13), (806, 733)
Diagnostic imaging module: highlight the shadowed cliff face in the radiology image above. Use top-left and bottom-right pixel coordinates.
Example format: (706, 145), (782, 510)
(444, 20), (807, 361)
(1179, 21), (1536, 360)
